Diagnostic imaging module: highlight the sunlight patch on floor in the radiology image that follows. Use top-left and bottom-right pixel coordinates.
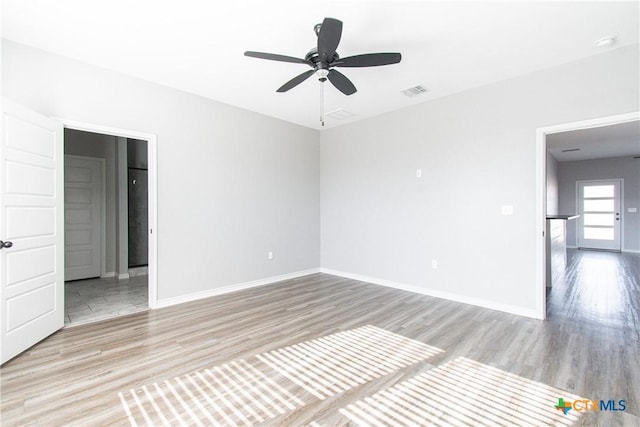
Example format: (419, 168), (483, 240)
(256, 325), (444, 399)
(118, 325), (443, 426)
(118, 359), (304, 427)
(338, 357), (584, 427)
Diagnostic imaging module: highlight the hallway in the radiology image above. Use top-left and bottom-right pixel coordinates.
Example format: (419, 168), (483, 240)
(64, 275), (148, 326)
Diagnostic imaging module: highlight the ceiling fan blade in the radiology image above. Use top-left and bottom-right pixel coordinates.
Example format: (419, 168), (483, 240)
(277, 70), (315, 92)
(327, 69), (357, 95)
(244, 51), (308, 65)
(317, 18), (342, 63)
(335, 53), (402, 67)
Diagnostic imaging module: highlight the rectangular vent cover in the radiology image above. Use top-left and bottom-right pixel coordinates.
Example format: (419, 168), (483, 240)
(326, 109), (355, 120)
(402, 85), (429, 97)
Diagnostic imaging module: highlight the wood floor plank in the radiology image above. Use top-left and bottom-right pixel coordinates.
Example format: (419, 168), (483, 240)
(1, 250), (638, 426)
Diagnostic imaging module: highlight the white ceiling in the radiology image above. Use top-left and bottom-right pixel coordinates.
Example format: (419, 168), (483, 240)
(547, 120), (640, 162)
(2, 1), (639, 130)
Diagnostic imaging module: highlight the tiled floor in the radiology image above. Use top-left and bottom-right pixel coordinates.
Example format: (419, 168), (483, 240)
(64, 275), (148, 327)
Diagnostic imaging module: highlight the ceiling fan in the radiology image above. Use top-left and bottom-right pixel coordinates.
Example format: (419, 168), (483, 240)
(244, 17), (402, 96)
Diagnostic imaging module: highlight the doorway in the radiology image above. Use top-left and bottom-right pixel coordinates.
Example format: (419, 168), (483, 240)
(0, 102), (158, 362)
(62, 125), (157, 326)
(577, 179), (622, 251)
(536, 112), (640, 319)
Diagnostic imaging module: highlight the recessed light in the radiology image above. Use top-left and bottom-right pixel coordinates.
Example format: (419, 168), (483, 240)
(595, 36), (617, 48)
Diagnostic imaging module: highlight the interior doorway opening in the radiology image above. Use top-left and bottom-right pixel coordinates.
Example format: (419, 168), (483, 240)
(536, 112), (640, 320)
(62, 126), (157, 326)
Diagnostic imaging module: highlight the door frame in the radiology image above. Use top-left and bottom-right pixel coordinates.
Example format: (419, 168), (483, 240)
(576, 178), (624, 251)
(59, 119), (158, 309)
(535, 111), (639, 320)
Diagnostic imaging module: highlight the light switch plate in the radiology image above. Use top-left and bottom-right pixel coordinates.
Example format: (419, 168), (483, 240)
(628, 207), (637, 213)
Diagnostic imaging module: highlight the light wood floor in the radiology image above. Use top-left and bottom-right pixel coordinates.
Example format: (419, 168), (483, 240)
(1, 259), (638, 426)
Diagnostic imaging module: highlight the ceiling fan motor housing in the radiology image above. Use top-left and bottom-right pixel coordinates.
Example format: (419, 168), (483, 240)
(305, 48), (340, 67)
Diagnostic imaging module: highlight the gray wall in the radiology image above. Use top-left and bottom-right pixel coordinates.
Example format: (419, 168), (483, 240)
(558, 156), (640, 252)
(3, 40), (321, 301)
(4, 37), (638, 315)
(64, 129), (118, 274)
(546, 153), (559, 216)
(321, 45), (639, 314)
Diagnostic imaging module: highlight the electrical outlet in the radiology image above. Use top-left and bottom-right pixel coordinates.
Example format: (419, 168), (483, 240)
(501, 205), (514, 215)
(268, 251), (274, 260)
(431, 259), (438, 269)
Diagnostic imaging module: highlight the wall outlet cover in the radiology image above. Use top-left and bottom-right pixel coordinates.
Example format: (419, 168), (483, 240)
(501, 205), (514, 215)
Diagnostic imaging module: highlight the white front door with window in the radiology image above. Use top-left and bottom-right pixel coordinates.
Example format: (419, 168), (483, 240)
(1, 99), (64, 364)
(64, 155), (102, 281)
(577, 180), (622, 251)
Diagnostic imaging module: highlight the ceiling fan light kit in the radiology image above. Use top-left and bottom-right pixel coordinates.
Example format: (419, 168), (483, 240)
(245, 17), (402, 127)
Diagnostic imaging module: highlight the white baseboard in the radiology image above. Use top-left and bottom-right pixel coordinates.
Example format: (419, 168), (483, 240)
(129, 266), (148, 277)
(320, 268), (541, 319)
(572, 246), (638, 253)
(118, 273), (130, 280)
(156, 268), (320, 309)
(101, 271), (116, 278)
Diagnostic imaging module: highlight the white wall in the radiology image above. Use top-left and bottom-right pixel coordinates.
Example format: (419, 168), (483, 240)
(546, 153), (559, 216)
(558, 156), (640, 252)
(321, 45), (639, 316)
(2, 40), (320, 301)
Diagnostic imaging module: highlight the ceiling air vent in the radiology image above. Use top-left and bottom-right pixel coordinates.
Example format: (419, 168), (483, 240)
(561, 148), (581, 153)
(326, 109), (355, 120)
(401, 85), (429, 97)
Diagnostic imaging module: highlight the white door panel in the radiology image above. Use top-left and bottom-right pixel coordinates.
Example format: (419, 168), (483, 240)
(6, 283), (56, 332)
(5, 207), (56, 239)
(64, 156), (102, 281)
(1, 98), (64, 364)
(5, 114), (56, 158)
(7, 246), (56, 285)
(5, 161), (56, 196)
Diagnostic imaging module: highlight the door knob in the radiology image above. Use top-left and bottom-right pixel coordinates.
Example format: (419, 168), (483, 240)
(0, 240), (13, 249)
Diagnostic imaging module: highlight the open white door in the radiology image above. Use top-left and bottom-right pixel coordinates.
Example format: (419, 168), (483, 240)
(1, 99), (64, 364)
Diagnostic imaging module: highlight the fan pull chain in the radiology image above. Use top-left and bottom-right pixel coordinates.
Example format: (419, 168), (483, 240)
(320, 81), (325, 127)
